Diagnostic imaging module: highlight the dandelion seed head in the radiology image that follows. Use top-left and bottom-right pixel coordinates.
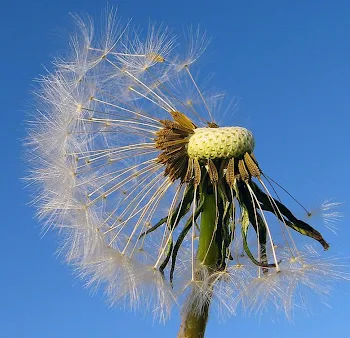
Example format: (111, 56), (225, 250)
(26, 9), (348, 323)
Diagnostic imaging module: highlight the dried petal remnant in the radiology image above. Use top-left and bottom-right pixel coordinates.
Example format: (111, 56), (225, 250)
(155, 113), (195, 182)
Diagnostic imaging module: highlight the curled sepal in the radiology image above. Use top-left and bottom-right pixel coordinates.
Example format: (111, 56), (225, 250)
(241, 203), (276, 268)
(251, 182), (330, 250)
(140, 185), (195, 238)
(169, 194), (205, 284)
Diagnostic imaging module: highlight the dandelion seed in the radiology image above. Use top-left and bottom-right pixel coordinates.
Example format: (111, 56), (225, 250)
(307, 199), (343, 235)
(26, 9), (348, 337)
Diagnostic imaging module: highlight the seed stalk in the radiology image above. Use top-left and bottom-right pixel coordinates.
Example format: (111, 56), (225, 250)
(178, 193), (219, 338)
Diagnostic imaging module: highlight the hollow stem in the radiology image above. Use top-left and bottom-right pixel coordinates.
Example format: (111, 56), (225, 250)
(178, 192), (219, 338)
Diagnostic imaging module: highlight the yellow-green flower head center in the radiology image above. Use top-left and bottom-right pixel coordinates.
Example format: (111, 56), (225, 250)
(187, 127), (255, 159)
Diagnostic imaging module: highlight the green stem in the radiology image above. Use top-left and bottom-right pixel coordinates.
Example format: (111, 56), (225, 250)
(178, 193), (218, 338)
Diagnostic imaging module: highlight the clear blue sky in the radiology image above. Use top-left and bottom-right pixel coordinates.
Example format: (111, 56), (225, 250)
(2, 0), (350, 337)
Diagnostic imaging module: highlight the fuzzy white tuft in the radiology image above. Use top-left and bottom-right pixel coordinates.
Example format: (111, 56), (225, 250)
(26, 9), (348, 322)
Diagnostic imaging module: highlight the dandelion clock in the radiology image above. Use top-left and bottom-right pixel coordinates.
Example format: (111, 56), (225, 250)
(26, 10), (348, 338)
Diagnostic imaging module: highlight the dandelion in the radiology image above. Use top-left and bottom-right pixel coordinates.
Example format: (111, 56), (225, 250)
(26, 10), (348, 337)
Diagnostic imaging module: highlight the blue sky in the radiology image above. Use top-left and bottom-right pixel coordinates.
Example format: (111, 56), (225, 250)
(2, 0), (350, 337)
